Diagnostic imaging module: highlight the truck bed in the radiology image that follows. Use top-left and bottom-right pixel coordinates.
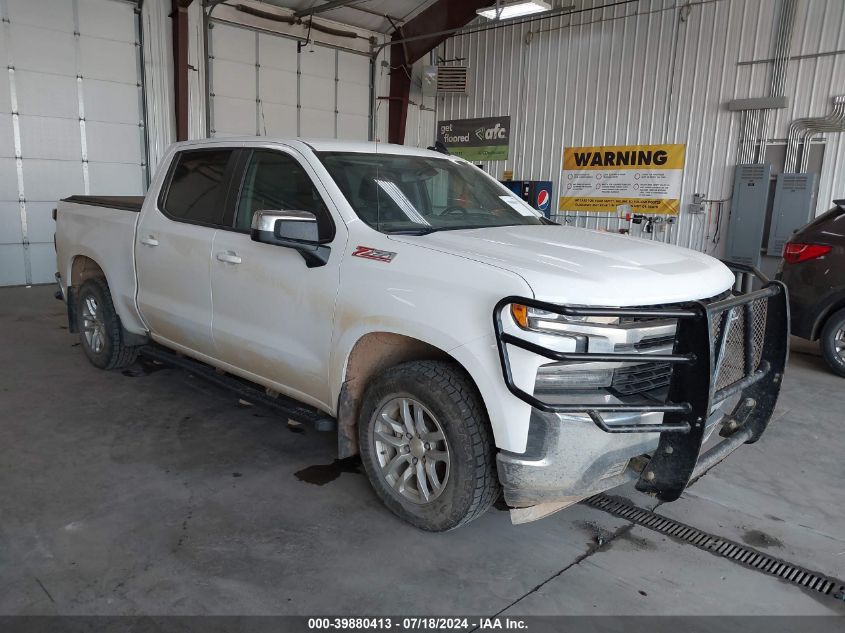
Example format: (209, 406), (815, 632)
(61, 195), (144, 213)
(55, 196), (146, 335)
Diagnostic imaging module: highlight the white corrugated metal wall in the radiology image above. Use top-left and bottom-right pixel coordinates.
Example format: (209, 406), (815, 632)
(0, 0), (146, 287)
(433, 0), (845, 256)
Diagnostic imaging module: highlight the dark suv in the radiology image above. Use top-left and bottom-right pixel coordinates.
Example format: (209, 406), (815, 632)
(779, 199), (845, 376)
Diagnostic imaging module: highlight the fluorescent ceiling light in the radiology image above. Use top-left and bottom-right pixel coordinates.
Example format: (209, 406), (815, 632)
(476, 0), (552, 20)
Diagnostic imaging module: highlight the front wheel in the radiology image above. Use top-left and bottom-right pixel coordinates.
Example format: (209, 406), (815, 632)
(358, 360), (499, 531)
(820, 308), (845, 377)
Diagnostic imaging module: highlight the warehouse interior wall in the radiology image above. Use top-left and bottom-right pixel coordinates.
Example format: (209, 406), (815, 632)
(435, 0), (845, 257)
(0, 0), (146, 286)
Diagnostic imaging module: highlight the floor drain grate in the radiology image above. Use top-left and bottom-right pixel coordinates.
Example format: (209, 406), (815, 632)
(585, 493), (845, 602)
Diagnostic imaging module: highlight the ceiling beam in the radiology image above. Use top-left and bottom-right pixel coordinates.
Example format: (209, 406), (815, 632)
(387, 0), (490, 144)
(294, 0), (360, 18)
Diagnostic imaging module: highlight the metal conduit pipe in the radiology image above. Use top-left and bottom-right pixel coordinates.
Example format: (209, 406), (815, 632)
(798, 97), (845, 172)
(785, 96), (845, 172)
(757, 0), (796, 163)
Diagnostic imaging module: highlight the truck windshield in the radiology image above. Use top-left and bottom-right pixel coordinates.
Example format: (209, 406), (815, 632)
(318, 151), (545, 234)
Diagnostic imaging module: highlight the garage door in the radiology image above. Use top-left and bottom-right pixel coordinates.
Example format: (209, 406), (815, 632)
(208, 21), (371, 141)
(0, 0), (146, 287)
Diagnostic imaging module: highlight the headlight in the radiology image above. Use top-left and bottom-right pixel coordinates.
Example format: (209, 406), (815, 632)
(512, 304), (619, 329)
(509, 303), (676, 399)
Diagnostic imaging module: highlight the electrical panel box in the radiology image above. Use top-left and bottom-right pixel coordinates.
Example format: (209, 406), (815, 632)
(766, 173), (817, 257)
(501, 180), (553, 218)
(725, 164), (772, 268)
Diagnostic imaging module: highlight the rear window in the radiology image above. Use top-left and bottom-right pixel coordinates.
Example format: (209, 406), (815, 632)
(161, 149), (233, 225)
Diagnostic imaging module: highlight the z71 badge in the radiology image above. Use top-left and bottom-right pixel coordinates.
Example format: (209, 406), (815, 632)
(351, 246), (397, 263)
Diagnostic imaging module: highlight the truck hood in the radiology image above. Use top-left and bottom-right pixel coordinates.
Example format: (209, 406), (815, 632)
(390, 224), (735, 306)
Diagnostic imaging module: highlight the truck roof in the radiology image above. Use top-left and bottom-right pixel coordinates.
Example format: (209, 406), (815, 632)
(171, 137), (452, 159)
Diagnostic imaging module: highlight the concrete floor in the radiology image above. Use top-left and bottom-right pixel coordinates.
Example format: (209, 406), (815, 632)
(1, 285), (844, 616)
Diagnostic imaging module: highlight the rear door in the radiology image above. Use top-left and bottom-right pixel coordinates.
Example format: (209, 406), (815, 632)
(136, 148), (238, 359)
(209, 147), (346, 409)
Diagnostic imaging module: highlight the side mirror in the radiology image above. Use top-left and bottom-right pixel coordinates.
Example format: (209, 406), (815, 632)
(250, 210), (330, 268)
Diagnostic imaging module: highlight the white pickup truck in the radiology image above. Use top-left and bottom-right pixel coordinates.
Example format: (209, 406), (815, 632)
(54, 138), (789, 531)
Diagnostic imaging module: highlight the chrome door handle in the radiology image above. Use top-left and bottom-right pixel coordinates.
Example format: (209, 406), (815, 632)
(139, 235), (159, 247)
(216, 251), (242, 265)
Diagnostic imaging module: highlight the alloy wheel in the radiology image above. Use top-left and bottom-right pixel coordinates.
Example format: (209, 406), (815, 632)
(372, 397), (450, 505)
(835, 326), (845, 363)
(81, 294), (106, 354)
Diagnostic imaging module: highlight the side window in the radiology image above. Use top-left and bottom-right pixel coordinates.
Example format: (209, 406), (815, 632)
(161, 149), (233, 225)
(235, 150), (333, 240)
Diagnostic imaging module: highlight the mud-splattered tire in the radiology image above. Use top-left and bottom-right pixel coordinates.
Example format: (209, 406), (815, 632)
(76, 277), (139, 370)
(358, 360), (499, 531)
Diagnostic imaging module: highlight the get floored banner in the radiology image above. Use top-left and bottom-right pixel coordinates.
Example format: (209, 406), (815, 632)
(560, 143), (686, 215)
(437, 116), (510, 161)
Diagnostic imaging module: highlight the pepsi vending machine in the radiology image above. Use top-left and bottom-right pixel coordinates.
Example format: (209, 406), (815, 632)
(501, 180), (554, 218)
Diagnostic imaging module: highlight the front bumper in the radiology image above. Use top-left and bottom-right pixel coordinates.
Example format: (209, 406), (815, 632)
(494, 263), (789, 506)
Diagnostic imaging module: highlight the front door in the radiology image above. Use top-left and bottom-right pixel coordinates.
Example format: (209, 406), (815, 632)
(210, 148), (346, 409)
(136, 148), (236, 359)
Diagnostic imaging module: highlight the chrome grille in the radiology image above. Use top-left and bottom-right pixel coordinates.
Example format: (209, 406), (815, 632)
(612, 361), (672, 396)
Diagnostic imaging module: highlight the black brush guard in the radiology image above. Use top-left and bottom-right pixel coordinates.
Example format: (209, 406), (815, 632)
(493, 262), (789, 502)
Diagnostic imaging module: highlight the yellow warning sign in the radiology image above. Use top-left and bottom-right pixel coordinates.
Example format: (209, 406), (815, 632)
(560, 143), (686, 215)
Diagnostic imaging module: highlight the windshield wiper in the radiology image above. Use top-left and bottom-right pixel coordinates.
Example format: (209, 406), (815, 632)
(384, 227), (445, 235)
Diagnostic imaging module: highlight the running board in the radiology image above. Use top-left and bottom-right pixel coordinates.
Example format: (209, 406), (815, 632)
(139, 345), (336, 431)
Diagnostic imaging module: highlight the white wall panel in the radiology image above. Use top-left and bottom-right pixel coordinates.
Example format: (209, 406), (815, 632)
(300, 44), (337, 139)
(300, 75), (335, 108)
(260, 67), (297, 106)
(437, 0), (845, 256)
(8, 25), (76, 75)
(214, 58), (257, 99)
(212, 95), (256, 136)
(259, 103), (297, 137)
(300, 44), (335, 78)
(78, 0), (136, 43)
(213, 22), (255, 63)
(29, 243), (59, 283)
(337, 47), (370, 139)
(300, 107), (335, 139)
(23, 202), (57, 243)
(83, 79), (141, 124)
(79, 36), (138, 82)
(0, 202), (21, 241)
(14, 72), (78, 119)
(0, 114), (14, 157)
(87, 162), (144, 195)
(337, 113), (368, 141)
(259, 33), (297, 71)
(0, 159), (18, 199)
(210, 20), (372, 141)
(257, 34), (297, 136)
(0, 0), (145, 286)
(22, 160), (85, 202)
(86, 121), (143, 164)
(0, 245), (26, 285)
(18, 116), (81, 161)
(6, 0), (74, 32)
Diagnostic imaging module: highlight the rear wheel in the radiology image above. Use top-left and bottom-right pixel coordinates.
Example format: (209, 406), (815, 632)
(820, 308), (845, 377)
(76, 277), (139, 370)
(358, 360), (499, 531)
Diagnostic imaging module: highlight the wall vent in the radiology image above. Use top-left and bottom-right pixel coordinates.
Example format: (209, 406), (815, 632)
(423, 65), (469, 95)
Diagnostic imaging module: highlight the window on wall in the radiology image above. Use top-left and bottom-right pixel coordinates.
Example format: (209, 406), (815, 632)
(235, 150), (333, 240)
(161, 149), (234, 226)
